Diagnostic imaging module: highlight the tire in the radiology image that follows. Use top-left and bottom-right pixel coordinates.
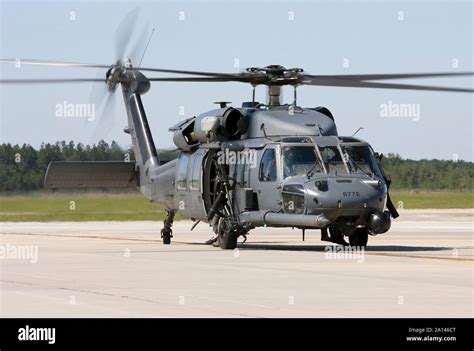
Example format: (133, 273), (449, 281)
(328, 224), (348, 246)
(217, 218), (238, 249)
(349, 228), (368, 247)
(218, 231), (237, 249)
(162, 229), (171, 245)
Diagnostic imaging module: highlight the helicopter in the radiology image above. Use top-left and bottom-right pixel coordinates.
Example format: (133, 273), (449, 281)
(1, 13), (473, 249)
(2, 60), (472, 249)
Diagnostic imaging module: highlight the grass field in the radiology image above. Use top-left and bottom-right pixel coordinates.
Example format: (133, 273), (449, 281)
(0, 191), (472, 222)
(0, 193), (173, 222)
(390, 191), (473, 210)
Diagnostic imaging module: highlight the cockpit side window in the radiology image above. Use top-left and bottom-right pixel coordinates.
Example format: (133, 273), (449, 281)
(259, 149), (277, 182)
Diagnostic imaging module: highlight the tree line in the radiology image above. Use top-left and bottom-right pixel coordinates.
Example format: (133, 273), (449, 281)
(380, 153), (472, 191)
(0, 141), (472, 192)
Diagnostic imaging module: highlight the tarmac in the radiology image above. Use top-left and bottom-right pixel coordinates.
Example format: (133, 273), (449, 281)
(0, 209), (472, 317)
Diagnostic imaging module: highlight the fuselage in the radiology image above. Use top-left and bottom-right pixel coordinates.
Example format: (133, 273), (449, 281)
(150, 104), (390, 233)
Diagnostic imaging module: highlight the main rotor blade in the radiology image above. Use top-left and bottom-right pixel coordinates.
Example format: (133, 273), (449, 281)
(302, 78), (474, 93)
(0, 59), (111, 69)
(130, 66), (246, 78)
(0, 76), (252, 85)
(0, 78), (105, 84)
(303, 72), (474, 81)
(0, 58), (245, 78)
(146, 76), (252, 82)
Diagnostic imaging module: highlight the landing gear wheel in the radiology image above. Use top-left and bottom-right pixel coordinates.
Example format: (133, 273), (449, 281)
(161, 229), (172, 245)
(349, 228), (368, 247)
(217, 217), (238, 250)
(328, 224), (349, 246)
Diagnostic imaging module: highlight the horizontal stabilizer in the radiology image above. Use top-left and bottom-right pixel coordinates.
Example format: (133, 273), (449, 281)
(44, 161), (138, 189)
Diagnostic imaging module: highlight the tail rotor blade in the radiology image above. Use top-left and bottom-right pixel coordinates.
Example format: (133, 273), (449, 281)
(89, 90), (119, 143)
(128, 23), (150, 65)
(115, 7), (140, 63)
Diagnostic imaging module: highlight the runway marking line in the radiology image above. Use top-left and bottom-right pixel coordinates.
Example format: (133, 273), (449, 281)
(2, 232), (473, 263)
(361, 252), (474, 263)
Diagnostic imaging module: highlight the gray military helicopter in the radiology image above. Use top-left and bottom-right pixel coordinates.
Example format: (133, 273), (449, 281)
(1, 12), (473, 249)
(2, 60), (472, 249)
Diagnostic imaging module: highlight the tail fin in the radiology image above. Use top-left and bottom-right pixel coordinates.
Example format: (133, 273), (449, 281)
(121, 70), (160, 199)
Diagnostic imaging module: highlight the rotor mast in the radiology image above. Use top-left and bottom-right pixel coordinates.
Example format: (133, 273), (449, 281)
(267, 85), (282, 106)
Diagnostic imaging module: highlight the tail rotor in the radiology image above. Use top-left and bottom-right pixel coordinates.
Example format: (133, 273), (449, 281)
(89, 7), (151, 142)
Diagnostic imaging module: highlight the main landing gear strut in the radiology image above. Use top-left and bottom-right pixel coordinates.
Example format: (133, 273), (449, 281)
(161, 210), (175, 245)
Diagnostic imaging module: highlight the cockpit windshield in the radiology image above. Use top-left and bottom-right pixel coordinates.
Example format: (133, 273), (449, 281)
(282, 145), (322, 178)
(281, 140), (382, 178)
(318, 146), (348, 174)
(340, 144), (382, 177)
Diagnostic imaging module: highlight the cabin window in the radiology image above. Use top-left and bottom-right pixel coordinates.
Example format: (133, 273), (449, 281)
(190, 154), (202, 190)
(259, 149), (277, 181)
(235, 163), (245, 186)
(177, 154), (189, 189)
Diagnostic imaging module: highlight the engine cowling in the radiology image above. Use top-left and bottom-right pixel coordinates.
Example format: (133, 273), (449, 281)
(194, 107), (247, 143)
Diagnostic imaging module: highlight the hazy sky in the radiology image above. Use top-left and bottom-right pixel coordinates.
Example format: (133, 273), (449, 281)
(0, 0), (472, 161)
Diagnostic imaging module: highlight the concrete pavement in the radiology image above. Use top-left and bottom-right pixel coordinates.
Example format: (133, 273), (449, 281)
(0, 209), (472, 317)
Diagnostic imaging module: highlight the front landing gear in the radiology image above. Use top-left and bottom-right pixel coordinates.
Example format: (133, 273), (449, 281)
(349, 228), (368, 247)
(320, 225), (349, 246)
(217, 217), (238, 249)
(161, 210), (175, 245)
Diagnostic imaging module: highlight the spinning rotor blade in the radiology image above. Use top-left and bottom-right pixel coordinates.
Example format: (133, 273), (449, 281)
(128, 23), (150, 66)
(88, 71), (112, 113)
(89, 89), (119, 142)
(115, 7), (140, 63)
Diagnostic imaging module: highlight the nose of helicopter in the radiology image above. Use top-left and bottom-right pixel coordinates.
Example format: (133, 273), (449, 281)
(302, 176), (387, 220)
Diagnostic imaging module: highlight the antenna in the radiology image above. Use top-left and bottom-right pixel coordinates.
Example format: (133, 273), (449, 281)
(352, 127), (364, 136)
(260, 123), (268, 138)
(138, 27), (156, 67)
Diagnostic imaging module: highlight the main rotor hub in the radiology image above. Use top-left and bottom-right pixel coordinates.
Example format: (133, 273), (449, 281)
(245, 65), (304, 106)
(246, 65), (303, 76)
